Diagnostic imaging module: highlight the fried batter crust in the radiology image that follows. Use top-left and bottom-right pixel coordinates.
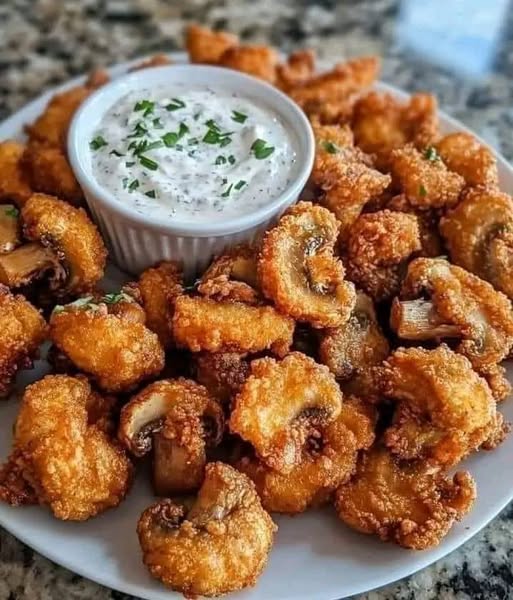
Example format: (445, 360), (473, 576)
(186, 24), (239, 64)
(195, 352), (250, 408)
(0, 141), (33, 207)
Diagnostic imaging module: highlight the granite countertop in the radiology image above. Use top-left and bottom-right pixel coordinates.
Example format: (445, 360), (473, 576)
(1, 1), (513, 599)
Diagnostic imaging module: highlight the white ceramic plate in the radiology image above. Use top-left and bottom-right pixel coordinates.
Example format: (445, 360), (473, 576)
(1, 53), (512, 600)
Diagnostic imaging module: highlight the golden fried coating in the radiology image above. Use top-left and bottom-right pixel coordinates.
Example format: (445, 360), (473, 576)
(219, 45), (279, 83)
(172, 295), (294, 356)
(480, 363), (512, 402)
(440, 188), (513, 300)
(137, 462), (276, 597)
(335, 447), (476, 550)
(0, 141), (33, 207)
(0, 375), (132, 520)
(198, 245), (260, 304)
(346, 210), (422, 302)
(259, 202), (356, 328)
(380, 345), (505, 467)
(0, 286), (47, 397)
(312, 123), (391, 240)
(276, 49), (316, 91)
(230, 352), (342, 473)
(25, 70), (107, 148)
(352, 91), (439, 169)
(125, 261), (183, 349)
(50, 297), (165, 392)
(390, 257), (513, 371)
(435, 132), (498, 188)
(289, 57), (380, 123)
(20, 193), (107, 295)
(237, 397), (376, 513)
(390, 144), (465, 210)
(319, 292), (389, 400)
(186, 24), (239, 65)
(21, 141), (83, 206)
(119, 379), (223, 495)
(195, 352), (250, 408)
(0, 204), (21, 254)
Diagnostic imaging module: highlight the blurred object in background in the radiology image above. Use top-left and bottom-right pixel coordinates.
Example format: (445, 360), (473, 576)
(396, 0), (510, 77)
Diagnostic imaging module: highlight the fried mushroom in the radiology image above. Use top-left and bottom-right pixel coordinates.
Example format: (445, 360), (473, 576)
(50, 294), (165, 392)
(172, 295), (294, 356)
(380, 345), (506, 467)
(237, 397), (376, 513)
(186, 24), (239, 65)
(390, 257), (513, 371)
(119, 379), (223, 495)
(218, 45), (279, 83)
(194, 352), (250, 408)
(230, 352), (342, 473)
(137, 462), (276, 597)
(335, 446), (476, 550)
(440, 188), (513, 300)
(258, 202), (356, 328)
(319, 292), (389, 400)
(0, 141), (32, 207)
(345, 210), (422, 302)
(0, 193), (107, 295)
(0, 285), (47, 397)
(0, 205), (20, 254)
(0, 375), (132, 520)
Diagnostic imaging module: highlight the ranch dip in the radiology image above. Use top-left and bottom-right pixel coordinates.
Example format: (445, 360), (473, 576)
(89, 86), (297, 221)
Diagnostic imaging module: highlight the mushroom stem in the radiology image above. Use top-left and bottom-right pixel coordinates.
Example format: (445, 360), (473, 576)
(0, 206), (20, 254)
(390, 298), (461, 340)
(0, 243), (59, 287)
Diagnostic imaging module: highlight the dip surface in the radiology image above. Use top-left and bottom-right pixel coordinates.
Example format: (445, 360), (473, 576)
(89, 86), (297, 221)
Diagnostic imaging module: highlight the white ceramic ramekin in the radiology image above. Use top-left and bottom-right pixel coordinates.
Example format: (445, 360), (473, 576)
(68, 64), (314, 276)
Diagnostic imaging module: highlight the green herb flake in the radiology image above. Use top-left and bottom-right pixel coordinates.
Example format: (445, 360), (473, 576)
(162, 122), (189, 148)
(205, 119), (220, 131)
(134, 99), (155, 117)
(188, 137), (199, 146)
(215, 155), (227, 165)
(4, 206), (19, 218)
(203, 129), (221, 144)
(424, 146), (440, 161)
(234, 180), (246, 190)
(251, 138), (275, 159)
(128, 179), (140, 192)
(231, 110), (248, 124)
(109, 149), (125, 157)
(139, 155), (158, 171)
(152, 117), (163, 129)
(419, 184), (427, 197)
(228, 155), (236, 165)
(122, 177), (129, 189)
(219, 136), (232, 147)
(145, 190), (157, 198)
(90, 135), (108, 150)
(221, 183), (233, 198)
(127, 122), (148, 138)
(165, 98), (186, 111)
(321, 140), (339, 155)
(102, 292), (130, 305)
(125, 161), (135, 167)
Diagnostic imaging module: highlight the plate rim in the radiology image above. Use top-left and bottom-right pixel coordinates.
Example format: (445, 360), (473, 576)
(0, 51), (512, 600)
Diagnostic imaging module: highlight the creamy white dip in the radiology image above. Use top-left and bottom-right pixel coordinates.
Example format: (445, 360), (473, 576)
(89, 86), (297, 221)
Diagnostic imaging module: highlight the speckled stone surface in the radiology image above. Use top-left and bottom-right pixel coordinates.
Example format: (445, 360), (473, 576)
(1, 1), (513, 599)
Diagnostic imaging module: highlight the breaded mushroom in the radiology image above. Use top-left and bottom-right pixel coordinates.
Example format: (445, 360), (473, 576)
(0, 141), (32, 207)
(219, 45), (279, 83)
(50, 294), (165, 392)
(335, 446), (475, 550)
(137, 462), (276, 597)
(0, 285), (47, 397)
(186, 24), (239, 65)
(0, 375), (132, 520)
(194, 352), (250, 408)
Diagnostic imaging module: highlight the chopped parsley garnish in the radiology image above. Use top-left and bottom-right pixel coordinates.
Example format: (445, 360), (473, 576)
(128, 139), (163, 156)
(231, 110), (248, 123)
(321, 140), (339, 154)
(128, 179), (140, 192)
(228, 155), (236, 165)
(109, 149), (124, 157)
(251, 138), (275, 159)
(134, 99), (155, 117)
(145, 190), (157, 198)
(162, 122), (189, 148)
(205, 119), (220, 131)
(188, 137), (199, 145)
(215, 155), (227, 165)
(139, 155), (158, 171)
(219, 136), (232, 147)
(122, 177), (129, 189)
(127, 122), (148, 138)
(165, 98), (186, 111)
(419, 184), (427, 197)
(203, 120), (233, 146)
(4, 206), (19, 218)
(152, 117), (163, 129)
(234, 180), (246, 190)
(193, 112), (200, 121)
(424, 146), (440, 161)
(103, 292), (131, 305)
(90, 135), (108, 150)
(125, 161), (135, 167)
(203, 129), (222, 144)
(221, 183), (233, 197)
